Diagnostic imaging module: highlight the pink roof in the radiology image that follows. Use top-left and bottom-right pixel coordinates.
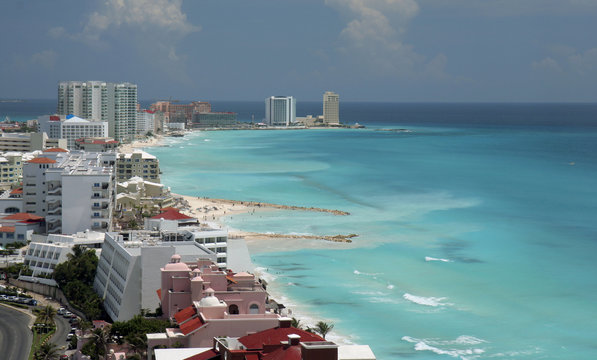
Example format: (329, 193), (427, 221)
(151, 209), (194, 221)
(239, 327), (324, 350)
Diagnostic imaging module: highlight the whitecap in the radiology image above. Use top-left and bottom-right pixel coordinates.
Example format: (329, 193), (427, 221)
(353, 269), (383, 276)
(387, 284), (395, 290)
(204, 139), (211, 142)
(403, 293), (451, 307)
(425, 256), (452, 262)
(402, 336), (486, 360)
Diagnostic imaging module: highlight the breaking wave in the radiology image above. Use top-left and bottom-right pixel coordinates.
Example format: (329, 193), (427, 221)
(402, 335), (487, 359)
(403, 293), (452, 307)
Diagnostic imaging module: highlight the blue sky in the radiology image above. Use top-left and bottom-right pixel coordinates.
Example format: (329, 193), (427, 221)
(1, 0), (597, 102)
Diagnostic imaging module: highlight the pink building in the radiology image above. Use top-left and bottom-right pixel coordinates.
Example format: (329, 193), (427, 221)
(147, 256), (280, 352)
(160, 256), (268, 318)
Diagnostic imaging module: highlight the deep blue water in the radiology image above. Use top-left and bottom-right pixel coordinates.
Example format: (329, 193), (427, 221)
(3, 100), (597, 359)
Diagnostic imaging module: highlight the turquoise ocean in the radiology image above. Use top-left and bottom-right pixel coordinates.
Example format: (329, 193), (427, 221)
(3, 101), (597, 359)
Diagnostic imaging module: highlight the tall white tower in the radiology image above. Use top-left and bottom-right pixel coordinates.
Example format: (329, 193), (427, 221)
(323, 91), (340, 124)
(57, 81), (138, 142)
(265, 96), (296, 126)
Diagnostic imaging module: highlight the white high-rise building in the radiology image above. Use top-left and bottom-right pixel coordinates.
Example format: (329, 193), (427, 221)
(22, 149), (117, 234)
(57, 81), (138, 142)
(265, 96), (296, 126)
(323, 91), (340, 124)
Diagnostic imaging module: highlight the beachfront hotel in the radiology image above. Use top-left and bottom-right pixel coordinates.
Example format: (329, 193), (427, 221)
(265, 96), (296, 126)
(37, 114), (109, 149)
(57, 81), (138, 142)
(323, 91), (340, 125)
(93, 232), (217, 322)
(22, 149), (116, 234)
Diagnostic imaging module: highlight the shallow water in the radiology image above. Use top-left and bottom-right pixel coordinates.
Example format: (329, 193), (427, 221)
(147, 104), (597, 359)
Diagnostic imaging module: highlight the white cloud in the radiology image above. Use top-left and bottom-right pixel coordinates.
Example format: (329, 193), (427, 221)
(30, 50), (58, 70)
(532, 47), (597, 76)
(83, 0), (199, 38)
(325, 0), (449, 79)
(531, 57), (562, 73)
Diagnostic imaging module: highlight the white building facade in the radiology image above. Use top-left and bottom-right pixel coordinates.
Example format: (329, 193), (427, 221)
(265, 96), (296, 126)
(38, 115), (109, 149)
(22, 150), (116, 234)
(57, 81), (138, 142)
(93, 232), (217, 321)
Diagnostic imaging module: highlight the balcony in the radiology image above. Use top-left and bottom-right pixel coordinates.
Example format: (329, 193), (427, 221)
(91, 222), (109, 230)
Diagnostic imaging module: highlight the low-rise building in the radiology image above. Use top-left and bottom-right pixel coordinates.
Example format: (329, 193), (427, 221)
(21, 231), (105, 285)
(0, 152), (23, 185)
(116, 150), (160, 182)
(74, 137), (119, 152)
(93, 232), (217, 322)
(0, 132), (66, 152)
(0, 212), (45, 246)
(191, 112), (237, 128)
(38, 115), (109, 149)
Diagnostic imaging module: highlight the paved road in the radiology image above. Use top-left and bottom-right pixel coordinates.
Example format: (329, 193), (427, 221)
(0, 304), (33, 360)
(51, 313), (70, 351)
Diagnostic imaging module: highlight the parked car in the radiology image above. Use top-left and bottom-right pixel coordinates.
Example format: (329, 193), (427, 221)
(57, 307), (65, 315)
(66, 333), (74, 341)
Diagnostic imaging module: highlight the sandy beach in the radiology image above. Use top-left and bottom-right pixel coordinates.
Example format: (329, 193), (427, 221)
(121, 134), (357, 251)
(118, 134), (165, 153)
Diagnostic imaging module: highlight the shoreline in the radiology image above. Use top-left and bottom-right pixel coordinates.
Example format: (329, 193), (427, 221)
(131, 131), (361, 345)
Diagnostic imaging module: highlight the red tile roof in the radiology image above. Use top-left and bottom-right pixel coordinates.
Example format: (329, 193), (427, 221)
(44, 147), (68, 152)
(239, 327), (324, 350)
(262, 346), (302, 360)
(174, 305), (196, 324)
(50, 115), (60, 121)
(159, 206), (179, 212)
(0, 226), (15, 233)
(9, 188), (22, 194)
(244, 354), (260, 360)
(151, 209), (194, 221)
(3, 213), (44, 221)
(179, 316), (204, 335)
(183, 349), (219, 360)
(156, 288), (162, 301)
(27, 157), (56, 164)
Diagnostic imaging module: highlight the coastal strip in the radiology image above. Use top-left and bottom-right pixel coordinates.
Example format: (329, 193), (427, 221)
(196, 197), (350, 216)
(240, 232), (357, 243)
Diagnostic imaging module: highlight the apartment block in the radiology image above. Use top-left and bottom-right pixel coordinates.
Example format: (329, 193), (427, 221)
(265, 96), (296, 126)
(37, 114), (109, 149)
(0, 132), (67, 152)
(57, 81), (137, 142)
(116, 150), (160, 182)
(93, 232), (217, 321)
(22, 149), (116, 234)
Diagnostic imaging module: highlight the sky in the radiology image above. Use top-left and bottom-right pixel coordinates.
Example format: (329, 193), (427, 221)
(1, 0), (597, 102)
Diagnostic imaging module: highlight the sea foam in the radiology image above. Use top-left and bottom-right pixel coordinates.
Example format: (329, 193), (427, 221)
(402, 336), (486, 360)
(425, 256), (452, 262)
(403, 293), (451, 307)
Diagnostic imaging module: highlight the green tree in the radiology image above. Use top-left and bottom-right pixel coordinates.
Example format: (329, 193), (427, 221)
(34, 342), (60, 360)
(314, 321), (334, 340)
(39, 305), (56, 325)
(291, 317), (303, 330)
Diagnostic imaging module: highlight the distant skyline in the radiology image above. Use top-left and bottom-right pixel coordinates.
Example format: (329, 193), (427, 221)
(1, 0), (597, 102)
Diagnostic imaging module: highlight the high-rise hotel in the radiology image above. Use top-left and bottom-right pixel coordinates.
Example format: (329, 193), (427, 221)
(57, 81), (137, 142)
(265, 96), (296, 126)
(323, 91), (340, 124)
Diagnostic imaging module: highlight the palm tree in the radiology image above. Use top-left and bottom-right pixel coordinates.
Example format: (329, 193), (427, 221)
(290, 317), (303, 329)
(125, 333), (147, 358)
(34, 342), (60, 360)
(39, 305), (57, 325)
(314, 321), (334, 340)
(92, 327), (111, 359)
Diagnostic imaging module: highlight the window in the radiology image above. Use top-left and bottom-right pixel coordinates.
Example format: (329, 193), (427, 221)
(249, 304), (259, 314)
